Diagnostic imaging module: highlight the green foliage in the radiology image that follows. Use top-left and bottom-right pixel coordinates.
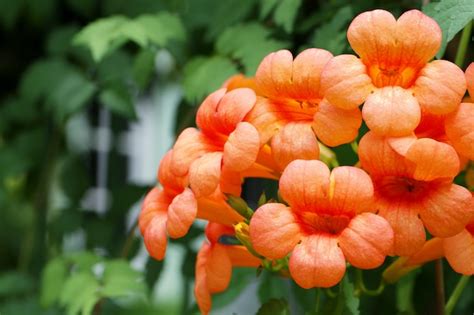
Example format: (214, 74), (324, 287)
(74, 12), (185, 62)
(0, 271), (34, 297)
(273, 0), (302, 33)
(99, 84), (137, 119)
(257, 298), (290, 315)
(423, 0), (474, 58)
(321, 276), (360, 315)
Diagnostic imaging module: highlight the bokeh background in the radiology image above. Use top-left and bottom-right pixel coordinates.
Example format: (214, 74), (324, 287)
(0, 0), (472, 314)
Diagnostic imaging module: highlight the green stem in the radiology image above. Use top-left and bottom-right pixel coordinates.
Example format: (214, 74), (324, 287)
(434, 259), (445, 315)
(454, 20), (472, 68)
(355, 269), (385, 296)
(445, 276), (470, 315)
(120, 222), (138, 258)
(314, 288), (321, 314)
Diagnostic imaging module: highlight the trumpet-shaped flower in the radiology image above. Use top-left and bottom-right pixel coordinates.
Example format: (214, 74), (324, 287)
(195, 223), (261, 315)
(171, 88), (277, 197)
(359, 132), (474, 256)
(444, 215), (474, 275)
(249, 160), (393, 288)
(139, 151), (243, 260)
(246, 49), (362, 170)
(321, 9), (466, 137)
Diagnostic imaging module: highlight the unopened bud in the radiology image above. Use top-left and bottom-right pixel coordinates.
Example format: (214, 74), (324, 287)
(226, 195), (254, 219)
(234, 222), (263, 259)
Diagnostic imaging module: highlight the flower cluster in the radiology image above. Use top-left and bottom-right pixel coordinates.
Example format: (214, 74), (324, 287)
(139, 9), (474, 314)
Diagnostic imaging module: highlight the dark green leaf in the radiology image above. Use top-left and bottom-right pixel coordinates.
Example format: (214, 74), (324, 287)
(0, 271), (34, 297)
(273, 0), (302, 33)
(41, 258), (68, 307)
(66, 0), (96, 18)
(258, 271), (289, 303)
(396, 270), (419, 315)
(144, 258), (163, 290)
(133, 49), (156, 89)
(59, 155), (89, 203)
(102, 260), (147, 300)
(423, 0), (474, 58)
(46, 26), (79, 56)
(321, 276), (360, 315)
(183, 56), (238, 104)
(256, 298), (290, 315)
(0, 0), (24, 29)
(259, 0), (278, 19)
(134, 12), (186, 47)
(310, 6), (352, 55)
(98, 84), (136, 119)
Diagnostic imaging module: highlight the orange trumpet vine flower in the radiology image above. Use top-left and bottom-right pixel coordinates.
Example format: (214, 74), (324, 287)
(359, 132), (474, 256)
(170, 88), (277, 198)
(249, 160), (393, 288)
(139, 151), (243, 260)
(246, 48), (362, 171)
(195, 223), (261, 315)
(321, 9), (466, 137)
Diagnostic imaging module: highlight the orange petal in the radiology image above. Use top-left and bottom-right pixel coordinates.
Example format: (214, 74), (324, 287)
(362, 87), (421, 137)
(222, 74), (258, 92)
(289, 234), (346, 288)
(338, 213), (393, 269)
(377, 200), (426, 256)
(158, 150), (187, 195)
(205, 244), (232, 293)
(223, 122), (260, 172)
(249, 203), (302, 259)
(329, 166), (374, 213)
(189, 152), (222, 198)
(139, 188), (170, 235)
(195, 243), (212, 315)
(405, 138), (460, 181)
(205, 222), (235, 244)
(143, 212), (168, 260)
(420, 184), (473, 238)
(387, 135), (417, 156)
(197, 195), (243, 226)
(255, 50), (293, 99)
(414, 60), (466, 115)
(219, 165), (242, 196)
(359, 131), (410, 177)
(320, 55), (374, 110)
(444, 229), (474, 275)
(313, 99), (362, 147)
(225, 246), (261, 267)
(466, 62), (474, 97)
(445, 102), (474, 160)
(271, 122), (319, 171)
(166, 188), (198, 239)
(171, 128), (217, 177)
(405, 237), (444, 267)
(279, 160), (330, 209)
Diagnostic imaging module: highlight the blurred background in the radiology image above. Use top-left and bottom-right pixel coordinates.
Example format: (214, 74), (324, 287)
(0, 0), (472, 314)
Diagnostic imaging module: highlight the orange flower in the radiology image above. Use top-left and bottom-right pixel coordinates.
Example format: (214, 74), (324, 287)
(444, 215), (474, 275)
(359, 132), (474, 256)
(321, 10), (466, 137)
(249, 160), (393, 288)
(246, 49), (362, 171)
(139, 151), (243, 260)
(195, 223), (261, 315)
(171, 88), (277, 197)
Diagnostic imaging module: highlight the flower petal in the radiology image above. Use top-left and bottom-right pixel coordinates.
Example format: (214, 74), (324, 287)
(405, 138), (460, 181)
(143, 212), (168, 260)
(166, 188), (198, 239)
(414, 60), (466, 115)
(158, 150), (187, 195)
(376, 199), (426, 256)
(255, 50), (293, 99)
(362, 87), (421, 137)
(387, 135), (417, 156)
(445, 102), (474, 160)
(195, 243), (212, 315)
(313, 99), (362, 147)
(189, 152), (223, 198)
(444, 229), (474, 275)
(249, 203), (302, 259)
(466, 62), (474, 97)
(338, 213), (393, 269)
(329, 166), (374, 213)
(279, 160), (330, 209)
(420, 184), (473, 238)
(223, 122), (260, 172)
(225, 245), (262, 267)
(139, 188), (170, 235)
(171, 128), (217, 177)
(320, 55), (374, 110)
(205, 244), (232, 293)
(289, 234), (346, 288)
(405, 237), (444, 266)
(271, 122), (319, 171)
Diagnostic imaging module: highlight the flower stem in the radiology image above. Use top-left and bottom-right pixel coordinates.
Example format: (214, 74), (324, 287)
(454, 20), (472, 68)
(355, 269), (385, 296)
(434, 259), (445, 315)
(314, 288), (321, 314)
(445, 276), (470, 315)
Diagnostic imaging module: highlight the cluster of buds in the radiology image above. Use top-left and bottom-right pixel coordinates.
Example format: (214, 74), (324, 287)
(139, 9), (474, 314)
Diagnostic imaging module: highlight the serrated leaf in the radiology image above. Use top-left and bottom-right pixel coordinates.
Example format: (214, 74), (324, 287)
(134, 12), (186, 46)
(59, 272), (100, 315)
(183, 56), (238, 104)
(41, 258), (68, 307)
(101, 260), (147, 300)
(423, 0), (474, 58)
(259, 0), (278, 19)
(273, 0), (302, 33)
(98, 84), (136, 119)
(310, 6), (352, 55)
(0, 271), (34, 297)
(133, 49), (156, 89)
(215, 23), (289, 74)
(67, 252), (102, 272)
(257, 298), (290, 315)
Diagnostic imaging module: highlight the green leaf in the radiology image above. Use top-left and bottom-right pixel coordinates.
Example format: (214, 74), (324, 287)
(0, 271), (34, 297)
(101, 260), (147, 300)
(322, 276), (360, 315)
(258, 271), (289, 303)
(46, 26), (80, 56)
(273, 0), (302, 33)
(215, 23), (289, 74)
(98, 84), (136, 119)
(134, 12), (186, 46)
(67, 252), (102, 272)
(213, 268), (256, 310)
(0, 0), (24, 29)
(256, 298), (290, 315)
(59, 272), (100, 315)
(133, 49), (156, 89)
(259, 0), (278, 19)
(59, 155), (90, 203)
(183, 56), (238, 104)
(423, 0), (474, 58)
(396, 270), (419, 315)
(66, 0), (95, 18)
(144, 258), (163, 290)
(41, 258), (68, 307)
(310, 6), (352, 55)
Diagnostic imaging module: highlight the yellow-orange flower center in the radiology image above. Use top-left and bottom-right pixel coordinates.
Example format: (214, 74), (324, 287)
(368, 64), (419, 88)
(296, 212), (352, 235)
